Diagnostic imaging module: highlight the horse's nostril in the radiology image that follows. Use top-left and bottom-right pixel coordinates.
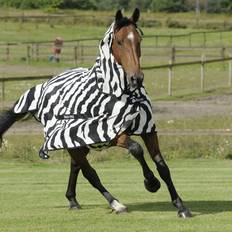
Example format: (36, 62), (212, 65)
(136, 74), (144, 87)
(140, 72), (144, 83)
(137, 78), (143, 87)
(129, 72), (144, 88)
(130, 79), (137, 87)
(129, 73), (144, 88)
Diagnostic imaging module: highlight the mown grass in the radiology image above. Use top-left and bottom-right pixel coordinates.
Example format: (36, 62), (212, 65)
(1, 11), (231, 231)
(158, 115), (232, 130)
(0, 21), (107, 43)
(0, 158), (231, 232)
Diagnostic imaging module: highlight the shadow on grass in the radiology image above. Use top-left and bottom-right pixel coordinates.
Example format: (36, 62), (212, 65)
(54, 200), (232, 217)
(127, 200), (232, 216)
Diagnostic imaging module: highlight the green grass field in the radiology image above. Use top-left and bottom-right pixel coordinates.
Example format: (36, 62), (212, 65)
(0, 9), (232, 232)
(0, 158), (231, 232)
(1, 18), (232, 103)
(1, 9), (232, 102)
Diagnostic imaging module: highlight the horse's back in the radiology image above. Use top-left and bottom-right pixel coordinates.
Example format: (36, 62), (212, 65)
(13, 67), (89, 116)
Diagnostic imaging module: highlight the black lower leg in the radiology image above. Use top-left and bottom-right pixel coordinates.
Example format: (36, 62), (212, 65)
(65, 159), (81, 209)
(81, 163), (116, 204)
(68, 148), (117, 207)
(127, 139), (160, 193)
(154, 154), (179, 202)
(154, 154), (191, 217)
(142, 132), (191, 217)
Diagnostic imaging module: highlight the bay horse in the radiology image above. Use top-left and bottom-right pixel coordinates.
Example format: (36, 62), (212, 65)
(0, 9), (191, 218)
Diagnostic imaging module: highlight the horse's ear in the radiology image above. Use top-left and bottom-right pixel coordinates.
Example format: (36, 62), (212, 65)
(115, 10), (123, 22)
(131, 8), (140, 23)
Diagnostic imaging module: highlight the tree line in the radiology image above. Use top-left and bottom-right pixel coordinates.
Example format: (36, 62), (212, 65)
(0, 0), (231, 13)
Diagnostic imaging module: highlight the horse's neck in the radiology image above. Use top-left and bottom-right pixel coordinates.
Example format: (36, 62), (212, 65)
(94, 53), (127, 97)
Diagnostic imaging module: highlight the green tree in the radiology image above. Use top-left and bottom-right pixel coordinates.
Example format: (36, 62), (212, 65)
(58, 0), (95, 9)
(129, 0), (153, 10)
(116, 0), (130, 10)
(90, 0), (117, 10)
(221, 0), (232, 13)
(207, 0), (222, 13)
(150, 0), (188, 12)
(150, 0), (170, 12)
(0, 0), (63, 9)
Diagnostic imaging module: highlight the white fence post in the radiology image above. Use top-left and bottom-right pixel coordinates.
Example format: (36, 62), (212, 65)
(168, 60), (173, 96)
(74, 46), (78, 66)
(229, 54), (232, 87)
(201, 54), (206, 92)
(1, 81), (5, 110)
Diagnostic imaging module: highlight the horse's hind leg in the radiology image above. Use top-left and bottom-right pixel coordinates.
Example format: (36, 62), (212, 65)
(141, 130), (192, 218)
(116, 133), (160, 193)
(65, 157), (82, 209)
(68, 147), (127, 213)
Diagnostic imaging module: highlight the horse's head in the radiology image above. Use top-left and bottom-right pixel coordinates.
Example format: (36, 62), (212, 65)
(112, 8), (143, 89)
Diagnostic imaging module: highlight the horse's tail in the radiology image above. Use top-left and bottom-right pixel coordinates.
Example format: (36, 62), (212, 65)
(0, 108), (26, 145)
(0, 84), (43, 146)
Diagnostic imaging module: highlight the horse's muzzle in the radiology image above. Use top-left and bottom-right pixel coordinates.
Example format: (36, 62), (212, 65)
(130, 72), (144, 88)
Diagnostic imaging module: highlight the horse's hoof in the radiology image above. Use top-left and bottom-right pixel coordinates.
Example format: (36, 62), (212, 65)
(144, 176), (161, 193)
(110, 200), (128, 214)
(68, 198), (81, 210)
(115, 207), (128, 214)
(69, 205), (81, 210)
(178, 208), (192, 218)
(39, 148), (49, 159)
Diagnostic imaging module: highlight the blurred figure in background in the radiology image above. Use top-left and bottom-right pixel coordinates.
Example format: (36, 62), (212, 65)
(49, 37), (63, 62)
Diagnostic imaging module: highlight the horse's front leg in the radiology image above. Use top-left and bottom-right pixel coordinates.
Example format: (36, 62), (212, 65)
(142, 129), (192, 218)
(68, 147), (127, 213)
(65, 157), (82, 210)
(116, 133), (161, 193)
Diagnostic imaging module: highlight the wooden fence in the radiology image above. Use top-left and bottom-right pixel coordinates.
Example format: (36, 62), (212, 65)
(1, 43), (232, 67)
(0, 29), (230, 47)
(145, 30), (230, 48)
(1, 30), (232, 66)
(1, 56), (232, 109)
(143, 56), (232, 96)
(0, 38), (101, 66)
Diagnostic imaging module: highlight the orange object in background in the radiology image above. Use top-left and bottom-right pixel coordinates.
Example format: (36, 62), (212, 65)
(49, 37), (63, 62)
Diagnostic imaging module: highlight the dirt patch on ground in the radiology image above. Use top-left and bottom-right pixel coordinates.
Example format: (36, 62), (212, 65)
(153, 94), (232, 120)
(0, 64), (67, 77)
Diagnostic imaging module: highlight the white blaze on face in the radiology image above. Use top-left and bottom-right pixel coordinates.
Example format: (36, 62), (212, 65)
(127, 31), (134, 42)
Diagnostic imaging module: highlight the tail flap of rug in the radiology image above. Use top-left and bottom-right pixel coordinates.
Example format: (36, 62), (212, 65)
(13, 84), (43, 114)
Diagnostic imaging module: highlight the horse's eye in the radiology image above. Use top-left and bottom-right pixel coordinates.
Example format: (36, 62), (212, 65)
(117, 40), (123, 47)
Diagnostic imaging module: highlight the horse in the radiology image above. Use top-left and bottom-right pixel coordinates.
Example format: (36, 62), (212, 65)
(0, 9), (192, 218)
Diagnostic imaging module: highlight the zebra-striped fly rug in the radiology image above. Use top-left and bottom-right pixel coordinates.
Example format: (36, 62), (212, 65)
(13, 23), (154, 157)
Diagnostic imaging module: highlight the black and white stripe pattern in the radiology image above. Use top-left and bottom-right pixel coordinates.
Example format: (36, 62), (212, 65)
(13, 23), (154, 154)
